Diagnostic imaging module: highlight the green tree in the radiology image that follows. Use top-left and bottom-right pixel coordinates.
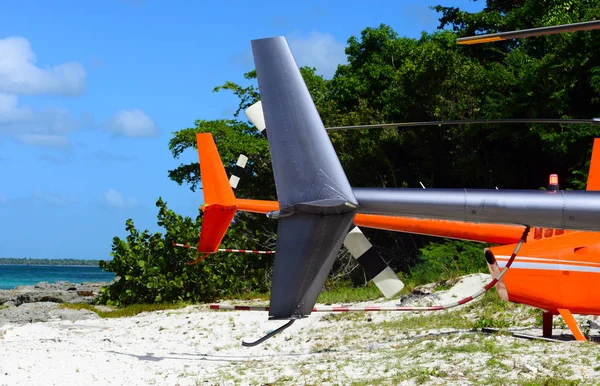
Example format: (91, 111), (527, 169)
(97, 198), (272, 306)
(433, 0), (600, 187)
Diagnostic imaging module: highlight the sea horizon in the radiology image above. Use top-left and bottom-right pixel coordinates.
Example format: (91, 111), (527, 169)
(0, 264), (115, 290)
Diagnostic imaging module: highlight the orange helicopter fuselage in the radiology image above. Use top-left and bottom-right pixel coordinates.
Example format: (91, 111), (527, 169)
(487, 229), (600, 316)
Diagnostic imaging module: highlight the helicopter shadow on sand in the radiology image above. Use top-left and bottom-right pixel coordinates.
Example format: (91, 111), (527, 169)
(104, 327), (577, 364)
(104, 330), (468, 363)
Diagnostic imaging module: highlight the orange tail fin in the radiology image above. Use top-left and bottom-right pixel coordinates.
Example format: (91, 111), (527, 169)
(196, 133), (238, 252)
(586, 138), (600, 190)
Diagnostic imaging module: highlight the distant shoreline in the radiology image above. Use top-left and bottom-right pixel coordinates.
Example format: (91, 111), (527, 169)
(0, 264), (100, 267)
(0, 258), (103, 267)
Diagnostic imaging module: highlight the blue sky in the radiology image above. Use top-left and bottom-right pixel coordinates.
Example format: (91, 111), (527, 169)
(0, 0), (484, 260)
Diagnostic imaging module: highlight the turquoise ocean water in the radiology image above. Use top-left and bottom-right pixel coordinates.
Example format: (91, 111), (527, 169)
(0, 265), (115, 290)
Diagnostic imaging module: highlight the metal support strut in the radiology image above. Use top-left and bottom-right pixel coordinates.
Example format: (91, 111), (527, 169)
(241, 320), (296, 347)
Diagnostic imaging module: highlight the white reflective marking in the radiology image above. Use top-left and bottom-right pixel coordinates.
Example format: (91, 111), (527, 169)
(495, 255), (600, 267)
(229, 175), (240, 188)
(497, 261), (600, 273)
(343, 226), (372, 257)
(236, 154), (248, 168)
(372, 266), (404, 298)
(245, 101), (266, 131)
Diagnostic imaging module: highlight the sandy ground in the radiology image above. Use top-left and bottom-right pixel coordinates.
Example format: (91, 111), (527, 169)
(1, 274), (599, 385)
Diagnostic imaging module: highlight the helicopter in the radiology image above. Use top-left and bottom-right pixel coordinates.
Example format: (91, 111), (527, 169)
(191, 20), (600, 345)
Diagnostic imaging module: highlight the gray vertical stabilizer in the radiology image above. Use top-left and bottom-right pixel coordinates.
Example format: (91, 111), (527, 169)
(251, 36), (358, 319)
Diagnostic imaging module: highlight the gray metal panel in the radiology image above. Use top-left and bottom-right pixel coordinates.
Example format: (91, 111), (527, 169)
(269, 212), (356, 319)
(251, 37), (358, 211)
(251, 36), (360, 319)
(353, 188), (600, 231)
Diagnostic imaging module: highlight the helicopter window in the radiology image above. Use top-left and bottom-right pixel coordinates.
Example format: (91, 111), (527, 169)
(555, 229), (564, 236)
(544, 228), (554, 238)
(534, 227), (543, 240)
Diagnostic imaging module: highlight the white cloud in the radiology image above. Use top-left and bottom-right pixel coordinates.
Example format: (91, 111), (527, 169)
(0, 93), (157, 147)
(287, 31), (347, 79)
(100, 188), (139, 208)
(0, 92), (79, 148)
(0, 37), (86, 96)
(29, 190), (78, 206)
(104, 108), (158, 138)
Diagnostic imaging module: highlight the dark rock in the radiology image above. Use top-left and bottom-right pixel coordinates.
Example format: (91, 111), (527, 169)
(0, 281), (109, 306)
(38, 296), (65, 303)
(0, 294), (11, 305)
(412, 282), (439, 296)
(0, 302), (100, 325)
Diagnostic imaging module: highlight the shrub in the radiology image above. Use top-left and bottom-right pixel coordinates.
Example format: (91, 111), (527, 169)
(97, 198), (272, 306)
(408, 239), (488, 286)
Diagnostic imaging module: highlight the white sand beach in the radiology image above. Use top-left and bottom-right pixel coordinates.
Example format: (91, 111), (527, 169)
(1, 274), (599, 385)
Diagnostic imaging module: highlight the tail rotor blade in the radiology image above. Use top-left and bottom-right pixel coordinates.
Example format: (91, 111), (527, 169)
(229, 154), (248, 189)
(343, 226), (404, 298)
(245, 101), (268, 138)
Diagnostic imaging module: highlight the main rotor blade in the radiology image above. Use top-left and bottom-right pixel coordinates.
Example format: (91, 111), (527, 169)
(457, 20), (600, 45)
(326, 118), (600, 131)
(244, 101), (599, 132)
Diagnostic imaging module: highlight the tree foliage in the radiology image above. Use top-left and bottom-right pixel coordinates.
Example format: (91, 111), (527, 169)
(97, 199), (272, 306)
(100, 0), (600, 303)
(409, 240), (488, 286)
